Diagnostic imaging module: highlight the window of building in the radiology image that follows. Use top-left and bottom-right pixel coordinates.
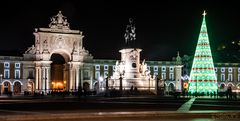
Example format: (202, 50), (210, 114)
(15, 63), (20, 68)
(238, 68), (240, 73)
(238, 74), (240, 82)
(4, 62), (10, 68)
(15, 70), (20, 79)
(95, 65), (100, 71)
(154, 72), (158, 77)
(95, 71), (100, 80)
(104, 65), (108, 71)
(154, 66), (158, 72)
(162, 67), (166, 72)
(169, 73), (174, 80)
(170, 67), (174, 72)
(4, 69), (10, 79)
(221, 74), (225, 81)
(228, 68), (232, 73)
(104, 71), (108, 78)
(228, 74), (232, 81)
(221, 68), (225, 72)
(162, 73), (166, 80)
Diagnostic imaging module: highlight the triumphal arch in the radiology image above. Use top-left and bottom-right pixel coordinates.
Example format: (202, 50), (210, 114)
(23, 11), (93, 93)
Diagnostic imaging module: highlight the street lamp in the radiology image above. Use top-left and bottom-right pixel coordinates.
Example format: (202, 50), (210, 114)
(105, 76), (109, 92)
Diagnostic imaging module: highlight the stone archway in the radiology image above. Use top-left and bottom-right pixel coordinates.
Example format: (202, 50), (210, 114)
(220, 83), (225, 90)
(83, 82), (90, 91)
(3, 81), (11, 94)
(93, 81), (98, 91)
(27, 81), (34, 94)
(168, 83), (175, 92)
(50, 53), (69, 91)
(13, 82), (21, 95)
(23, 11), (93, 94)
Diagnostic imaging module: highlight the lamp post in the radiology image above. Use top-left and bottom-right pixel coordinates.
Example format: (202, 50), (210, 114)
(119, 62), (125, 94)
(119, 74), (123, 93)
(105, 76), (109, 92)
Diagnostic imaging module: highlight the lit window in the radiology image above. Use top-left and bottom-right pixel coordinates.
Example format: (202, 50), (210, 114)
(4, 62), (10, 68)
(170, 67), (174, 72)
(238, 68), (240, 73)
(4, 69), (10, 79)
(169, 73), (174, 80)
(104, 65), (108, 71)
(228, 74), (232, 81)
(95, 71), (100, 80)
(162, 73), (166, 80)
(154, 72), (158, 77)
(95, 65), (100, 70)
(221, 68), (225, 72)
(15, 70), (20, 79)
(228, 68), (232, 73)
(162, 67), (166, 71)
(15, 63), (20, 68)
(154, 66), (158, 71)
(221, 74), (225, 81)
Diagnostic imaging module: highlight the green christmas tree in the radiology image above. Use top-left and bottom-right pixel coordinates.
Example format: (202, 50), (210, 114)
(188, 11), (218, 95)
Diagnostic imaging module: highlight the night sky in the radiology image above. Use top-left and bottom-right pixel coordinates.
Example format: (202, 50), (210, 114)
(0, 0), (239, 62)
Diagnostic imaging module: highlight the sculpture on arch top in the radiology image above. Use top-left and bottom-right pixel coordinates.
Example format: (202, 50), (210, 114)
(49, 11), (70, 29)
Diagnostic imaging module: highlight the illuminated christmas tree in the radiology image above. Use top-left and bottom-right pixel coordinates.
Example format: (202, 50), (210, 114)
(188, 11), (218, 95)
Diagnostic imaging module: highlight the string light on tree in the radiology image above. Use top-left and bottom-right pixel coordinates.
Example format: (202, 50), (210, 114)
(188, 10), (218, 95)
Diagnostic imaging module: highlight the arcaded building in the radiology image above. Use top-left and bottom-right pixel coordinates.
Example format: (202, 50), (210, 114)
(0, 11), (239, 95)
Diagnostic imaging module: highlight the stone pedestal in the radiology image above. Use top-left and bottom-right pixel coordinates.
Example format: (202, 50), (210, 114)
(110, 48), (155, 91)
(119, 48), (142, 79)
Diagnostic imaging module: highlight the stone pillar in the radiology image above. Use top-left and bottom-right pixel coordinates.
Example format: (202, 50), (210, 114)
(76, 66), (79, 90)
(69, 63), (73, 91)
(42, 67), (45, 91)
(35, 66), (42, 91)
(46, 67), (50, 91)
(11, 84), (14, 92)
(175, 65), (183, 92)
(80, 68), (83, 89)
(68, 62), (81, 91)
(35, 67), (39, 90)
(35, 61), (51, 93)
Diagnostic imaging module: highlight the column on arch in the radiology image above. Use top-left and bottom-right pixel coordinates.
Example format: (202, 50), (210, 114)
(35, 66), (42, 91)
(68, 62), (81, 91)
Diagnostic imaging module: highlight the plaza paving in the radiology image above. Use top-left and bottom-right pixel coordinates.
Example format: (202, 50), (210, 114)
(0, 95), (240, 120)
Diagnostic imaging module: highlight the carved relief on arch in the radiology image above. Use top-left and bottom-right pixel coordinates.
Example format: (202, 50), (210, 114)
(55, 35), (65, 49)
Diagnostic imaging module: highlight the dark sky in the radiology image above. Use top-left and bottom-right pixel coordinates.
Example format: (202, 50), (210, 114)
(0, 0), (240, 61)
